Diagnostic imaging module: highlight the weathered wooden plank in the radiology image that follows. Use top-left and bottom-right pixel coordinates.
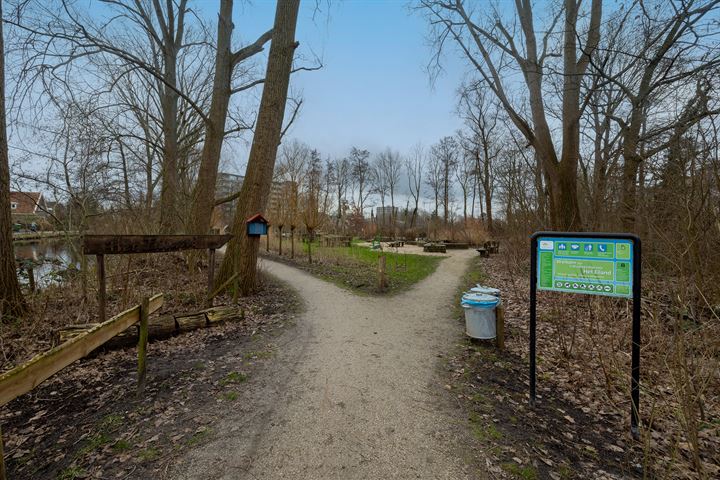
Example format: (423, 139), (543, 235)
(137, 297), (150, 395)
(0, 294), (163, 407)
(97, 254), (106, 323)
(496, 304), (505, 350)
(0, 425), (6, 480)
(83, 235), (232, 255)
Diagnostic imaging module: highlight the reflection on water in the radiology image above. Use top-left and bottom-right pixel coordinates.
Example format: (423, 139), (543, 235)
(14, 240), (81, 288)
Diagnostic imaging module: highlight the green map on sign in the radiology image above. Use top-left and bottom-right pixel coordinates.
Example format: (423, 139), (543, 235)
(537, 237), (633, 298)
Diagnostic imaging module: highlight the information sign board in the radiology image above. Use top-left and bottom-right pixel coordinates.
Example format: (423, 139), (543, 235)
(529, 232), (642, 437)
(536, 237), (633, 297)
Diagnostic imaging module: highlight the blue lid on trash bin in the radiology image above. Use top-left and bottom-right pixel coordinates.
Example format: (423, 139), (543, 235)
(470, 285), (501, 296)
(461, 293), (499, 308)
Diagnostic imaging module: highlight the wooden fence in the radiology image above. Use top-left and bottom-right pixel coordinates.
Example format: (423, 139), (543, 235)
(0, 294), (163, 478)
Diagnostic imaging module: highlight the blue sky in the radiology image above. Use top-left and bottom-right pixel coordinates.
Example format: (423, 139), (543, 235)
(222, 0), (467, 164)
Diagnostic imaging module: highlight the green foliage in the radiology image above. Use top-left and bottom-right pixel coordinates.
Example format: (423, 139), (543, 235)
(469, 413), (502, 441)
(186, 428), (211, 447)
(99, 414), (124, 432)
(221, 391), (239, 401)
(138, 447), (160, 461)
(220, 371), (247, 385)
(58, 466), (86, 480)
(77, 433), (112, 457)
(501, 462), (538, 480)
(111, 439), (132, 452)
(316, 244), (444, 294)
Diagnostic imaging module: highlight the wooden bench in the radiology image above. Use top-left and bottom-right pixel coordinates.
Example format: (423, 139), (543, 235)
(483, 240), (500, 254)
(424, 243), (447, 253)
(388, 241), (405, 248)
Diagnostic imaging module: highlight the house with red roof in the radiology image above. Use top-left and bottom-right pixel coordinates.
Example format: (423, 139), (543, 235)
(10, 192), (51, 226)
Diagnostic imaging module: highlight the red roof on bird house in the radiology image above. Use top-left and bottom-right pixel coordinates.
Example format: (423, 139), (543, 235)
(246, 213), (269, 225)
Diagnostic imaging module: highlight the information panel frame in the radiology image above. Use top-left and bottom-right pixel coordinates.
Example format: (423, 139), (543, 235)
(536, 236), (634, 298)
(529, 231), (642, 437)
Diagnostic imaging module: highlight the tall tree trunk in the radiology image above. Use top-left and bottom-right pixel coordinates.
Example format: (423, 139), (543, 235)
(290, 226), (295, 258)
(481, 143), (493, 231)
(158, 43), (181, 233)
(0, 2), (27, 318)
(189, 0), (235, 236)
(534, 151), (545, 225)
(189, 0), (272, 236)
(217, 0), (300, 295)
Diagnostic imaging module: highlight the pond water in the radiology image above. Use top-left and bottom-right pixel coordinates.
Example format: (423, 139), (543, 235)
(14, 239), (81, 288)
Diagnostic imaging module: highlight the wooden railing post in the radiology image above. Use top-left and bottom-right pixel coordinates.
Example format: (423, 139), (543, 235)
(28, 265), (35, 293)
(496, 304), (505, 350)
(378, 255), (388, 291)
(0, 424), (6, 480)
(97, 254), (106, 323)
(137, 296), (149, 396)
(207, 248), (215, 308)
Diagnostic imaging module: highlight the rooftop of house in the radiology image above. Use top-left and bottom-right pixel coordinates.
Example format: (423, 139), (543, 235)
(10, 192), (44, 215)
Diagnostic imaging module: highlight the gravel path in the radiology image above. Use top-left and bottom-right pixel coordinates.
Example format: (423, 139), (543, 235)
(170, 249), (483, 480)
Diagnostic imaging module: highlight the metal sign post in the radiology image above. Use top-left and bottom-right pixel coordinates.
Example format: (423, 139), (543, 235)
(529, 232), (641, 437)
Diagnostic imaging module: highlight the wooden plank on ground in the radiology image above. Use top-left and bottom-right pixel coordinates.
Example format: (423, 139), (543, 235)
(0, 294), (163, 407)
(83, 235), (232, 255)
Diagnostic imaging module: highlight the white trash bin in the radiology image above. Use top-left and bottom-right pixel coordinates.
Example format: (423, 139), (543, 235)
(470, 285), (501, 298)
(461, 293), (500, 339)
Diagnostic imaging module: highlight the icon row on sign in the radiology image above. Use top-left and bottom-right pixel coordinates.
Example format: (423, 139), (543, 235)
(555, 281), (612, 292)
(557, 242), (609, 254)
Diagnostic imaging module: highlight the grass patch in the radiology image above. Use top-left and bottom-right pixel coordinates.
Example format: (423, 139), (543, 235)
(186, 428), (211, 447)
(221, 391), (239, 401)
(99, 413), (124, 432)
(220, 371), (247, 385)
(501, 462), (538, 480)
(112, 439), (132, 453)
(138, 447), (160, 461)
(244, 350), (273, 360)
(77, 433), (112, 457)
(271, 243), (444, 295)
(469, 413), (503, 442)
(58, 466), (86, 480)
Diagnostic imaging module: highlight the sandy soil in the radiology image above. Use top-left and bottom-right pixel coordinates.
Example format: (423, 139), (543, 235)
(169, 249), (483, 480)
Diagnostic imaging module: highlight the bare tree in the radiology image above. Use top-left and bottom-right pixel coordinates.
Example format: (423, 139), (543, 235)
(430, 136), (459, 225)
(457, 83), (499, 231)
(376, 148), (402, 232)
(425, 151), (442, 219)
(275, 139), (309, 258)
(0, 0), (26, 318)
(454, 135), (475, 222)
(422, 0), (602, 229)
(589, 0), (720, 229)
(217, 0), (302, 295)
(349, 147), (372, 217)
(188, 0), (274, 236)
(333, 156), (351, 229)
(371, 155), (389, 229)
(303, 152), (323, 263)
(406, 143), (425, 229)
